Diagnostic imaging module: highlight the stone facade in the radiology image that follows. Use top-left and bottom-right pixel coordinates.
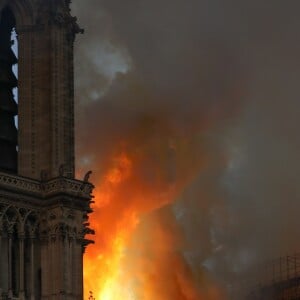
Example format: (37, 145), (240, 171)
(0, 1), (94, 299)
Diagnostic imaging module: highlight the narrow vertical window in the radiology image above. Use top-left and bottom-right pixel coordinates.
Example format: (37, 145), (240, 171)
(0, 7), (18, 173)
(12, 28), (18, 130)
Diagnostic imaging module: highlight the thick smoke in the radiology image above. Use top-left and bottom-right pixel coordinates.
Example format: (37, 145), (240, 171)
(72, 0), (300, 298)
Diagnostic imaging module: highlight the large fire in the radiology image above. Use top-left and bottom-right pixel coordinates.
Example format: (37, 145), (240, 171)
(83, 142), (225, 299)
(84, 153), (139, 299)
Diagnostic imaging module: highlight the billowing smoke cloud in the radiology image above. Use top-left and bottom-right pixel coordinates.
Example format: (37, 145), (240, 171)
(72, 0), (300, 298)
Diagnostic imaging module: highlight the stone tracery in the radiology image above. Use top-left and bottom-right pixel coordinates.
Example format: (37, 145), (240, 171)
(0, 0), (93, 300)
(0, 1), (94, 298)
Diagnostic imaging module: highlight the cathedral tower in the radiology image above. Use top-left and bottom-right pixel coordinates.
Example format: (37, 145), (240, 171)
(0, 0), (94, 299)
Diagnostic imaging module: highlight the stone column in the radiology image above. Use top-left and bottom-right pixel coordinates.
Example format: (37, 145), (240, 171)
(79, 241), (84, 299)
(19, 233), (25, 300)
(64, 232), (68, 295)
(40, 235), (50, 300)
(30, 237), (35, 300)
(70, 237), (75, 297)
(50, 235), (55, 300)
(7, 232), (12, 298)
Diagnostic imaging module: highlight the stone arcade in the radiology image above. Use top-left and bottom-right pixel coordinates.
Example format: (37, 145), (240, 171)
(0, 0), (94, 299)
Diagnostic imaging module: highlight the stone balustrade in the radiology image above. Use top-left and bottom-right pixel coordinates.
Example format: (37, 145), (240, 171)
(0, 172), (94, 199)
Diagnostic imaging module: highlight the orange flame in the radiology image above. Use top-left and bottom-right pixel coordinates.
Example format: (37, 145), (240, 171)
(84, 153), (140, 299)
(83, 142), (225, 299)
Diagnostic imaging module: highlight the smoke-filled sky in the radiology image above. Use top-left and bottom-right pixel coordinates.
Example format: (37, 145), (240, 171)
(72, 0), (300, 298)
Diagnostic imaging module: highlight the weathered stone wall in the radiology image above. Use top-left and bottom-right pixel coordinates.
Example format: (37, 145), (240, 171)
(5, 0), (83, 180)
(0, 1), (92, 299)
(0, 172), (94, 299)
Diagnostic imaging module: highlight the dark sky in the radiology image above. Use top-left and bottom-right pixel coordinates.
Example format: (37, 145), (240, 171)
(72, 0), (300, 296)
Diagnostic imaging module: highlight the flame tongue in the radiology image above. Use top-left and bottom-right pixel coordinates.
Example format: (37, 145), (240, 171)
(96, 211), (138, 300)
(84, 153), (138, 299)
(84, 146), (223, 299)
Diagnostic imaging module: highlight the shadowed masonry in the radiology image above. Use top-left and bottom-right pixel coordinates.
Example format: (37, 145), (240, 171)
(0, 1), (94, 299)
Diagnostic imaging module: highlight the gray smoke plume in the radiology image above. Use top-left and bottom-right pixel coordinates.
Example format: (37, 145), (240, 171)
(72, 0), (300, 297)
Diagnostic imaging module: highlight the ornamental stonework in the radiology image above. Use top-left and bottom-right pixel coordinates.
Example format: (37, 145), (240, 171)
(0, 1), (93, 299)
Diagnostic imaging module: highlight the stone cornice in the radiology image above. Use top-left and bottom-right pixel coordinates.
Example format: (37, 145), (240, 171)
(0, 172), (94, 200)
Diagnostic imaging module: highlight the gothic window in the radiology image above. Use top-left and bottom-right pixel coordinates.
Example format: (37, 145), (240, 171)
(0, 6), (18, 173)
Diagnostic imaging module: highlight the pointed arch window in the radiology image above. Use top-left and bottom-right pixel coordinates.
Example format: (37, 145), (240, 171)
(0, 6), (18, 173)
